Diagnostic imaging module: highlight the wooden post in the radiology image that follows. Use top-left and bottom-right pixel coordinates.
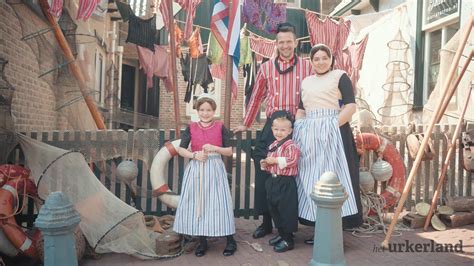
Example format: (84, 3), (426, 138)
(167, 0), (181, 138)
(38, 0), (106, 130)
(423, 82), (472, 230)
(381, 16), (474, 248)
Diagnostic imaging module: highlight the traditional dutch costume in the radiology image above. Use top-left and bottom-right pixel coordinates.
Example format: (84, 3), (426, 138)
(294, 69), (362, 228)
(173, 120), (235, 237)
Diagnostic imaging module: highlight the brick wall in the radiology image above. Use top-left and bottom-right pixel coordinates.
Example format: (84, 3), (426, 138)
(158, 60), (266, 131)
(0, 2), (72, 131)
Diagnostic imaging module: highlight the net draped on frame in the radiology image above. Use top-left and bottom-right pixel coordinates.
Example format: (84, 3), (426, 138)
(18, 133), (163, 259)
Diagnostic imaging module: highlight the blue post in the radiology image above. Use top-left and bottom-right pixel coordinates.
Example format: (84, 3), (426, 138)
(35, 191), (81, 266)
(310, 172), (348, 266)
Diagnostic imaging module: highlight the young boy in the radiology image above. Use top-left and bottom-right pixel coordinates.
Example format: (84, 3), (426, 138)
(260, 110), (300, 252)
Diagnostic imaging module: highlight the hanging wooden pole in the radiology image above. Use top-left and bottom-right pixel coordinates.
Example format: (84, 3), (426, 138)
(224, 56), (233, 129)
(38, 0), (105, 130)
(423, 81), (472, 231)
(167, 0), (181, 138)
(435, 50), (474, 123)
(381, 16), (473, 248)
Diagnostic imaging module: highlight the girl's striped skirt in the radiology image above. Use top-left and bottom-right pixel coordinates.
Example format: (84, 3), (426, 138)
(173, 154), (235, 237)
(293, 109), (359, 222)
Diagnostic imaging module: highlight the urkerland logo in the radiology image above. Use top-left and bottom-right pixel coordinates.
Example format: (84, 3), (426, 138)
(373, 240), (464, 253)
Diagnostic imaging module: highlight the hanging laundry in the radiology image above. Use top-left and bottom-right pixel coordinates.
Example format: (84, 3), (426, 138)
(49, 0), (63, 18)
(77, 0), (101, 21)
(188, 27), (203, 58)
(341, 35), (369, 93)
(305, 12), (351, 70)
(180, 54), (214, 103)
(172, 24), (185, 57)
(126, 13), (158, 51)
(207, 32), (223, 64)
(242, 0), (287, 34)
(137, 45), (172, 91)
(115, 0), (133, 22)
(160, 0), (201, 39)
(243, 53), (256, 107)
(244, 55), (269, 107)
(240, 29), (252, 67)
(249, 32), (276, 60)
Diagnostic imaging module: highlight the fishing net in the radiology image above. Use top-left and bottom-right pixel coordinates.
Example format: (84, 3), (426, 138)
(18, 133), (175, 259)
(5, 0), (100, 130)
(377, 30), (413, 125)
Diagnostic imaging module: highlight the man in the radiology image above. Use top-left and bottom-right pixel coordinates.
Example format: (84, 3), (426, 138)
(234, 23), (313, 239)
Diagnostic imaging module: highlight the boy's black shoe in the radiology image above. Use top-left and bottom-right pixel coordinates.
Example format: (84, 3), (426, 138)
(273, 240), (294, 253)
(252, 225), (272, 238)
(223, 241), (237, 256)
(195, 243), (208, 257)
(268, 235), (282, 246)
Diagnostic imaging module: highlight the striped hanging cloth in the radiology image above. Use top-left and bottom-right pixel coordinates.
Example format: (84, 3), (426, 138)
(77, 0), (101, 21)
(48, 0), (63, 18)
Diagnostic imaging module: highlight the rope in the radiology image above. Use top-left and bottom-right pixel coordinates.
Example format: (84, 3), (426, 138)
(350, 191), (412, 237)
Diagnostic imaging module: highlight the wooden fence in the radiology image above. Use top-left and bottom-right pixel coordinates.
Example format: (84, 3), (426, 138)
(6, 124), (473, 226)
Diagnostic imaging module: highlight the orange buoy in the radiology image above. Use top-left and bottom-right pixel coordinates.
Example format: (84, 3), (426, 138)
(355, 133), (406, 209)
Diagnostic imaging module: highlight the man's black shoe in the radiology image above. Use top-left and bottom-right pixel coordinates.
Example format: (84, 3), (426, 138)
(304, 238), (314, 245)
(252, 225), (272, 239)
(195, 243), (208, 257)
(268, 235), (282, 246)
(273, 240), (294, 253)
(223, 241), (237, 256)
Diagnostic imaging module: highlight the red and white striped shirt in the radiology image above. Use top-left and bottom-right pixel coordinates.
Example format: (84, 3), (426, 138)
(243, 56), (313, 127)
(263, 139), (300, 177)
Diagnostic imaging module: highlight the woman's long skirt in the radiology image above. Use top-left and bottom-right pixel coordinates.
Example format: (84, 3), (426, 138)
(293, 109), (359, 222)
(173, 154), (235, 237)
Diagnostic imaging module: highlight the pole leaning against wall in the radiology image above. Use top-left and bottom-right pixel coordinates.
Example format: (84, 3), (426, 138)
(38, 0), (106, 130)
(382, 15), (474, 248)
(423, 80), (473, 231)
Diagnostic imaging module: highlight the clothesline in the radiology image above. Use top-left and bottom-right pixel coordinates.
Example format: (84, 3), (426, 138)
(175, 18), (309, 44)
(286, 6), (343, 19)
(175, 19), (211, 31)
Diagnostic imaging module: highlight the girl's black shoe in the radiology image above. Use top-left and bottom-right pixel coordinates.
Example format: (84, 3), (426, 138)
(223, 238), (237, 256)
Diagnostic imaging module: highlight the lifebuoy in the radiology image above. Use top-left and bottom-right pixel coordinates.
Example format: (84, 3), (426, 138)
(150, 140), (181, 209)
(0, 164), (31, 187)
(355, 133), (406, 209)
(0, 177), (40, 259)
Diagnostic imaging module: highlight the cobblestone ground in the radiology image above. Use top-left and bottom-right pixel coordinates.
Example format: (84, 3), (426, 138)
(80, 217), (473, 266)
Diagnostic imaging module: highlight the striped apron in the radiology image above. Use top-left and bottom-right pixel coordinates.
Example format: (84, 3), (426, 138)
(293, 109), (358, 222)
(173, 154), (235, 237)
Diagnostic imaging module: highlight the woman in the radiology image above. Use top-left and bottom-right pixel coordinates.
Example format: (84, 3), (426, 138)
(293, 44), (363, 244)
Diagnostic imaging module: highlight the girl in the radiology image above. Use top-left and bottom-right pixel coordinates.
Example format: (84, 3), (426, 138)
(173, 94), (237, 257)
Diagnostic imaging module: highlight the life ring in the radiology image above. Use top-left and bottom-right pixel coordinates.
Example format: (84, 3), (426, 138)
(355, 133), (406, 209)
(0, 177), (40, 259)
(150, 140), (181, 209)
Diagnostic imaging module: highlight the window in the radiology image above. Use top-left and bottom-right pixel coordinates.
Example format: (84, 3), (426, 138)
(94, 50), (106, 105)
(422, 22), (459, 103)
(186, 79), (222, 120)
(283, 0), (300, 8)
